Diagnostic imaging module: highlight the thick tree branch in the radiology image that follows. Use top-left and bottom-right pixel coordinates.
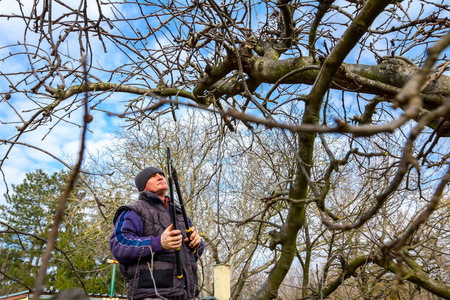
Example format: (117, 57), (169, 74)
(316, 253), (450, 299)
(45, 55), (450, 124)
(374, 252), (450, 298)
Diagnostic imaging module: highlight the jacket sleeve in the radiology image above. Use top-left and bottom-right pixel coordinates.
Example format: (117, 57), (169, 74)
(197, 239), (205, 257)
(110, 209), (164, 264)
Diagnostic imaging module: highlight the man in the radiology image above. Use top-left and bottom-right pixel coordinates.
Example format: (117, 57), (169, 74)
(110, 167), (203, 300)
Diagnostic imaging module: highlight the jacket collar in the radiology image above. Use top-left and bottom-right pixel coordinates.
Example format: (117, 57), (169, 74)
(139, 190), (165, 204)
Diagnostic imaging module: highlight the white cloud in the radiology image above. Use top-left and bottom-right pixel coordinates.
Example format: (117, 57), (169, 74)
(0, 93), (127, 205)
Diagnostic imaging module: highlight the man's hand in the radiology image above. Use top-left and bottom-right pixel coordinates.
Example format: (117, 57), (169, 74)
(161, 224), (182, 250)
(185, 227), (201, 249)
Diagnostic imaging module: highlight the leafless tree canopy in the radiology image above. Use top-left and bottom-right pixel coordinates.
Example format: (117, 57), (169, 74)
(1, 0), (450, 298)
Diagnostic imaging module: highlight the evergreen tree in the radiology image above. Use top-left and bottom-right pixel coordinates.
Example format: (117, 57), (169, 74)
(1, 169), (61, 293)
(0, 169), (112, 295)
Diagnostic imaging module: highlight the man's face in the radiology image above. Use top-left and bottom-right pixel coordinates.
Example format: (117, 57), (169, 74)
(144, 172), (168, 196)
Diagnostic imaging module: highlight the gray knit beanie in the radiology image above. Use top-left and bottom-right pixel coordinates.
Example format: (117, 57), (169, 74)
(134, 167), (165, 192)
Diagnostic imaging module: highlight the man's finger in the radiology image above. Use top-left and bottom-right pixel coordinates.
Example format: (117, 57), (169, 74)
(164, 224), (174, 233)
(169, 229), (181, 236)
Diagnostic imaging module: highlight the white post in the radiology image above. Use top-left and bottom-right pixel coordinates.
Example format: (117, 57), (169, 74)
(213, 264), (230, 300)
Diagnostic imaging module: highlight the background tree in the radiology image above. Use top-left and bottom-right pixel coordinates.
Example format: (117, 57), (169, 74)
(82, 111), (283, 297)
(0, 169), (115, 295)
(1, 0), (450, 299)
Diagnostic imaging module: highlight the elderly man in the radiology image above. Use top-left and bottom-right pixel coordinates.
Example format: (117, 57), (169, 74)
(110, 167), (203, 300)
